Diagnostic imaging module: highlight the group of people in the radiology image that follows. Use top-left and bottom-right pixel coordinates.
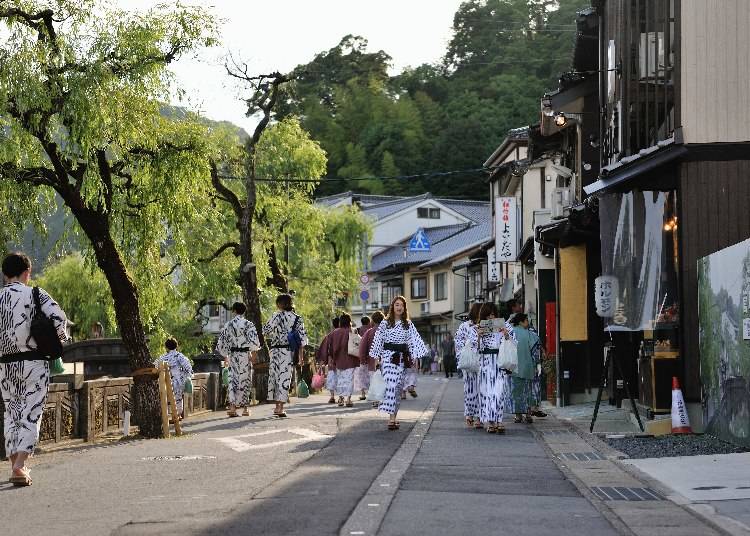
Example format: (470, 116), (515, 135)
(455, 300), (545, 434)
(0, 249), (548, 487)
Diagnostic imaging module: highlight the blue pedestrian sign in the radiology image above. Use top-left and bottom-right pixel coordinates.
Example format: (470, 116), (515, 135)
(360, 290), (370, 302)
(408, 228), (431, 252)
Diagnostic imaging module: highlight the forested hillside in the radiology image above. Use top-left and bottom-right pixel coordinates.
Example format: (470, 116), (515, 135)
(278, 0), (584, 199)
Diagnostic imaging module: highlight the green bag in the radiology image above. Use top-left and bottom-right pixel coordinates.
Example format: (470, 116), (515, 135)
(297, 379), (310, 398)
(50, 357), (65, 376)
(221, 366), (229, 387)
(184, 376), (194, 394)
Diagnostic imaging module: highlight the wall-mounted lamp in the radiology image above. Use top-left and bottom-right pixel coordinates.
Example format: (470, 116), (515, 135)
(545, 175), (553, 182)
(554, 113), (568, 127)
(663, 217), (678, 231)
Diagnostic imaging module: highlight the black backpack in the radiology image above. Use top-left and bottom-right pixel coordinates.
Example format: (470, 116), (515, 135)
(30, 286), (63, 359)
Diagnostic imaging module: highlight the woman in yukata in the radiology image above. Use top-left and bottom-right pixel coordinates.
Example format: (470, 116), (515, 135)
(369, 296), (428, 430)
(454, 302), (483, 428)
(263, 293), (308, 418)
(477, 302), (512, 434)
(154, 337), (194, 419)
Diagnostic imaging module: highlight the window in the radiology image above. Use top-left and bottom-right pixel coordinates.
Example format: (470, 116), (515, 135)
(411, 276), (427, 299)
(207, 302), (220, 318)
(434, 272), (447, 301)
(468, 269), (483, 299)
(381, 283), (402, 308)
(417, 207), (441, 219)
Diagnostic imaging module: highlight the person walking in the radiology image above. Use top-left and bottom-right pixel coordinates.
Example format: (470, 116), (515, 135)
(358, 310), (383, 407)
(263, 293), (308, 418)
(441, 333), (456, 378)
(508, 313), (540, 424)
(357, 315), (370, 337)
(316, 317), (339, 403)
(422, 346), (434, 374)
(216, 302), (260, 417)
(327, 313), (359, 407)
(154, 337), (193, 419)
(478, 302), (511, 434)
(455, 303), (482, 428)
(0, 253), (70, 486)
(369, 296), (427, 430)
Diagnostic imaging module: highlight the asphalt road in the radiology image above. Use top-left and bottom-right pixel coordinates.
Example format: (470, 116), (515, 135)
(0, 376), (622, 536)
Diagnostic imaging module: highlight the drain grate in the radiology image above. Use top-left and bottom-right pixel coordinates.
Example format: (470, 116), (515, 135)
(557, 451), (605, 461)
(141, 455), (216, 461)
(591, 486), (663, 501)
(542, 430), (575, 436)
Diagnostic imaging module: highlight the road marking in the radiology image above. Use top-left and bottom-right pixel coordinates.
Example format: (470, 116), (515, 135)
(212, 428), (333, 453)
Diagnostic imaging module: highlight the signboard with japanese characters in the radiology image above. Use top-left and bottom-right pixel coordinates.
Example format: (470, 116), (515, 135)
(494, 197), (519, 262)
(487, 246), (500, 283)
(594, 275), (618, 318)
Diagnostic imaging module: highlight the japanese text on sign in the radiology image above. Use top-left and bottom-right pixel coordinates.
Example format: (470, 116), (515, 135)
(494, 197), (518, 261)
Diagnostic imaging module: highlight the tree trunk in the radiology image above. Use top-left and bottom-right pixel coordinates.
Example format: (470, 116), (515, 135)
(238, 204), (264, 341)
(68, 203), (163, 438)
(266, 243), (288, 293)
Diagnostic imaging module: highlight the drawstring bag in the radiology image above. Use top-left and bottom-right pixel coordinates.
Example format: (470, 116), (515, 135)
(311, 368), (326, 390)
(50, 357), (65, 375)
(184, 376), (194, 394)
(367, 370), (386, 401)
(498, 339), (518, 373)
(457, 344), (480, 372)
(221, 365), (230, 387)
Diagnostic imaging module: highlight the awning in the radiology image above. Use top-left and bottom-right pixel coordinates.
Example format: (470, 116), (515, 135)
(374, 272), (403, 283)
(518, 236), (535, 265)
(584, 144), (687, 195)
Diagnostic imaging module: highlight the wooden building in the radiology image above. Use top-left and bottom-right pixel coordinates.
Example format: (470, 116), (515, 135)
(584, 0), (750, 429)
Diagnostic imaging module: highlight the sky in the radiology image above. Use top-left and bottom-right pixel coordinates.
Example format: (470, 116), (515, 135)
(120, 0), (465, 132)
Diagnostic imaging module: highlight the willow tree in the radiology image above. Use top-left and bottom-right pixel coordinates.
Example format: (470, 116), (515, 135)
(183, 115), (370, 342)
(0, 0), (218, 437)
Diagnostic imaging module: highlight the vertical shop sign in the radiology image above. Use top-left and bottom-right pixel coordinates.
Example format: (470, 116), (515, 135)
(495, 197), (518, 262)
(595, 275), (618, 318)
(487, 246), (500, 282)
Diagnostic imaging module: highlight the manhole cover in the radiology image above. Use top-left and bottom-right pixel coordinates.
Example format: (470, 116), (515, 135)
(591, 486), (662, 501)
(141, 455), (216, 461)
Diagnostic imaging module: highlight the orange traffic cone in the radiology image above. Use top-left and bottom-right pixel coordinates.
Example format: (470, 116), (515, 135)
(671, 376), (692, 434)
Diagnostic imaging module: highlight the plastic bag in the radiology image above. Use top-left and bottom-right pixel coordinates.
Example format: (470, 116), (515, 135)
(297, 379), (310, 398)
(184, 376), (194, 394)
(311, 369), (326, 390)
(498, 340), (518, 372)
(457, 345), (480, 372)
(367, 370), (386, 401)
(221, 366), (230, 387)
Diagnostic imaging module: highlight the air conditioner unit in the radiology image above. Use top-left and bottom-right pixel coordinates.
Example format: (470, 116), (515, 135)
(551, 187), (573, 220)
(420, 302), (430, 314)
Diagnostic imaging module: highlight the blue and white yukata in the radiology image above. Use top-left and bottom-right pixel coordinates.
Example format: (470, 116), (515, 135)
(369, 320), (427, 416)
(154, 349), (193, 415)
(454, 320), (480, 421)
(263, 311), (308, 403)
(0, 283), (69, 456)
(478, 331), (509, 425)
(216, 315), (261, 407)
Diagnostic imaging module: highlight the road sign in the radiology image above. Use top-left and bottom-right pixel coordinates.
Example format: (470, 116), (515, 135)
(360, 290), (370, 302)
(359, 274), (370, 285)
(408, 228), (431, 252)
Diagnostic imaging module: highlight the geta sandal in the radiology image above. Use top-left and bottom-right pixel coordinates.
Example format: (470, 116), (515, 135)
(496, 425), (506, 434)
(345, 401), (353, 407)
(387, 422), (398, 431)
(474, 421), (483, 429)
(513, 416), (523, 424)
(337, 396), (345, 407)
(466, 417), (474, 427)
(328, 397), (336, 404)
(9, 469), (32, 487)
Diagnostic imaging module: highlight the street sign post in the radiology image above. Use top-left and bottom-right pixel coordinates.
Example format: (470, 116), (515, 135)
(360, 290), (370, 302)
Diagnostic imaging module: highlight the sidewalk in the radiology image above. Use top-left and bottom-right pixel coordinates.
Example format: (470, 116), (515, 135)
(548, 399), (750, 535)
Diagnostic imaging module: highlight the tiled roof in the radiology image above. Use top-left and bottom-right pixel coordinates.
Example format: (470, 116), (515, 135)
(370, 219), (492, 272)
